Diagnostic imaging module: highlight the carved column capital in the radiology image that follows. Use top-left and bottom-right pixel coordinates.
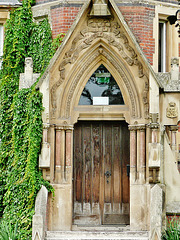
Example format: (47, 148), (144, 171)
(55, 125), (64, 131)
(128, 125), (137, 131)
(169, 125), (178, 132)
(43, 123), (50, 129)
(129, 124), (146, 131)
(55, 125), (73, 131)
(136, 124), (146, 131)
(147, 123), (160, 130)
(64, 126), (74, 132)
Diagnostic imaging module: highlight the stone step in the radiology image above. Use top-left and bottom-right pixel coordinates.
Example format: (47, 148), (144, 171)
(45, 230), (149, 240)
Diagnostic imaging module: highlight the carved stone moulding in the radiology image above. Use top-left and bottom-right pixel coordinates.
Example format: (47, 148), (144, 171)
(50, 16), (147, 118)
(169, 125), (179, 132)
(136, 124), (146, 131)
(43, 123), (50, 129)
(147, 123), (160, 130)
(157, 72), (180, 92)
(64, 47), (140, 119)
(55, 124), (73, 131)
(128, 124), (146, 131)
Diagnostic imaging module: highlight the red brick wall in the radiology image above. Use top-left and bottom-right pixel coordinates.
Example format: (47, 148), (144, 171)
(34, 1), (179, 63)
(50, 4), (81, 38)
(35, 0), (179, 5)
(119, 5), (155, 65)
(166, 215), (180, 221)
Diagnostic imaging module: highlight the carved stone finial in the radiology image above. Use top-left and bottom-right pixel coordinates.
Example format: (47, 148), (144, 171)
(90, 0), (111, 16)
(171, 57), (179, 81)
(19, 57), (40, 89)
(25, 57), (33, 73)
(166, 102), (178, 118)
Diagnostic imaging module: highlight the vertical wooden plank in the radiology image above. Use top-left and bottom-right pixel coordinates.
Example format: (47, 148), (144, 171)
(119, 124), (123, 208)
(83, 124), (91, 203)
(113, 124), (120, 205)
(99, 123), (104, 224)
(111, 124), (114, 210)
(92, 123), (100, 203)
(74, 125), (82, 202)
(122, 122), (130, 203)
(104, 123), (112, 203)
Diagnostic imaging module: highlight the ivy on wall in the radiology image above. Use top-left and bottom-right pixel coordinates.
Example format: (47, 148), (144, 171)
(0, 0), (60, 238)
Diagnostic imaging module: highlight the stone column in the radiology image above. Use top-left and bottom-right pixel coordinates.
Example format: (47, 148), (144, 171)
(169, 125), (178, 160)
(49, 124), (73, 231)
(129, 124), (147, 231)
(129, 125), (137, 183)
(65, 127), (73, 183)
(138, 125), (146, 184)
(55, 126), (65, 183)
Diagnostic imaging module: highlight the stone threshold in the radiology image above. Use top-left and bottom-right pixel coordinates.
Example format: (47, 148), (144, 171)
(45, 227), (149, 240)
(72, 224), (131, 232)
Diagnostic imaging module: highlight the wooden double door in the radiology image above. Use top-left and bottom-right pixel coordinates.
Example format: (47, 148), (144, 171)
(73, 121), (130, 225)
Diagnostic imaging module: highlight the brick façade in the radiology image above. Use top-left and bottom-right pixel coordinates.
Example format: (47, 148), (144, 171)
(50, 3), (82, 38)
(33, 0), (179, 65)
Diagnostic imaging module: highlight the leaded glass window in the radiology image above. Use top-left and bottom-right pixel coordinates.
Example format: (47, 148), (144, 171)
(79, 64), (124, 105)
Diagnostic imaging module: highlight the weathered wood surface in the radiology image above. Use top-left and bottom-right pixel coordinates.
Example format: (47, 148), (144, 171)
(73, 121), (130, 225)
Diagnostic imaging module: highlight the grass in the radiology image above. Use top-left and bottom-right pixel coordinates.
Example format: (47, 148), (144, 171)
(162, 217), (180, 240)
(0, 221), (18, 240)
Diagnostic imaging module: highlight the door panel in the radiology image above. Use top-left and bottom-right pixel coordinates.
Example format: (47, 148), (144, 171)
(73, 121), (130, 225)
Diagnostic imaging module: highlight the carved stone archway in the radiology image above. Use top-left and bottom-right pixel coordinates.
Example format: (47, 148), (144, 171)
(38, 1), (151, 231)
(49, 17), (149, 123)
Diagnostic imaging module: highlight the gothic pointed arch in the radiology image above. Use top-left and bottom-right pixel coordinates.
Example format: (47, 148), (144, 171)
(56, 41), (142, 120)
(44, 1), (151, 123)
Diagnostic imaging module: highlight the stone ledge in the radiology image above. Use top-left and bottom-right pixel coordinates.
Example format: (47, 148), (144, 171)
(166, 202), (180, 214)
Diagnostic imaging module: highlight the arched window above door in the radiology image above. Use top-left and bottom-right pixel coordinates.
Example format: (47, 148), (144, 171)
(79, 64), (124, 105)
